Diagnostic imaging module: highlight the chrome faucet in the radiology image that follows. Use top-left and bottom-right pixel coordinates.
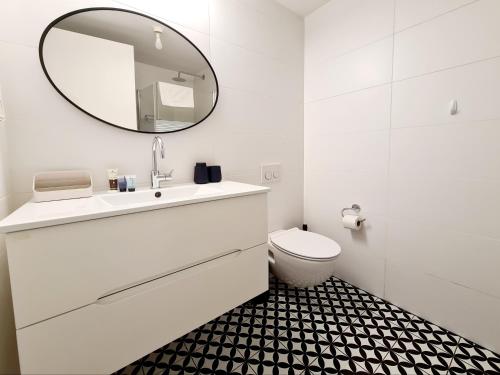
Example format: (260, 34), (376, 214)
(151, 136), (173, 189)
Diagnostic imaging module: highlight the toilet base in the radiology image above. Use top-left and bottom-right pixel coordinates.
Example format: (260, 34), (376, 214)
(269, 245), (337, 288)
(269, 266), (333, 288)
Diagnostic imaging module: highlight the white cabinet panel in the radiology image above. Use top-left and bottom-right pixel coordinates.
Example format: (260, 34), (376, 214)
(7, 194), (267, 329)
(17, 244), (268, 374)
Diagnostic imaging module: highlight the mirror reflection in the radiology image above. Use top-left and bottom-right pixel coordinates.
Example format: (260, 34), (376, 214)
(40, 8), (218, 133)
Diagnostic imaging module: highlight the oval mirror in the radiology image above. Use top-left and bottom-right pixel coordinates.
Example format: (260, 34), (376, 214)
(39, 8), (218, 133)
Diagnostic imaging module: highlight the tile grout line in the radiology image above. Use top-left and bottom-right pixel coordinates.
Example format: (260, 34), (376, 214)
(306, 0), (481, 81)
(306, 0), (480, 70)
(305, 53), (500, 107)
(445, 337), (462, 375)
(383, 0), (398, 306)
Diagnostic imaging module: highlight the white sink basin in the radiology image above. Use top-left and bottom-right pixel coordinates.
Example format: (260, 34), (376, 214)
(99, 184), (224, 207)
(0, 181), (270, 233)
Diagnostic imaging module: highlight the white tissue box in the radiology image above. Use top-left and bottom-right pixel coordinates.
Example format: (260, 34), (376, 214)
(33, 170), (93, 202)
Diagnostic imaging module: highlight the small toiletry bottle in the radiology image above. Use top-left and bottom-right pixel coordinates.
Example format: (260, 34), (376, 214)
(107, 169), (118, 190)
(126, 175), (136, 192)
(118, 176), (127, 192)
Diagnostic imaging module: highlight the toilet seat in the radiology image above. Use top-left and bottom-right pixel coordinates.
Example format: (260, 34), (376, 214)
(270, 228), (341, 261)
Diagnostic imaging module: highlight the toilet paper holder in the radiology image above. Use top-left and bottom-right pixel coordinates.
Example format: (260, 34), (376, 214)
(341, 204), (366, 222)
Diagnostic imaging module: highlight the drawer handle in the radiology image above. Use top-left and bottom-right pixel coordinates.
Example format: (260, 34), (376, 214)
(96, 249), (243, 305)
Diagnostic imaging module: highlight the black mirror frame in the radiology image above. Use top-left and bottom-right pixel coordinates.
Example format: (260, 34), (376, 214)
(39, 7), (219, 134)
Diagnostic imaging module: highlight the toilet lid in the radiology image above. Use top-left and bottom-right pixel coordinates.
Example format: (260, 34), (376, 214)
(270, 228), (341, 260)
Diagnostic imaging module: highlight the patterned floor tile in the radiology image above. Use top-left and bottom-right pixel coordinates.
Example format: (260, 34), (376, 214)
(302, 349), (370, 375)
(452, 338), (500, 374)
(116, 359), (144, 375)
(374, 351), (431, 375)
(404, 315), (460, 357)
(390, 330), (454, 374)
(141, 339), (197, 375)
(182, 320), (245, 374)
(111, 275), (500, 375)
(321, 324), (392, 373)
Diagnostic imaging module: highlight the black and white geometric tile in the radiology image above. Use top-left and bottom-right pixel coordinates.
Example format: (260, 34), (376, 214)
(115, 276), (500, 375)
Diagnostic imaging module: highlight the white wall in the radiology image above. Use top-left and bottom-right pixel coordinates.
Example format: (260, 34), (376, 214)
(0, 0), (303, 372)
(0, 85), (19, 374)
(305, 0), (500, 352)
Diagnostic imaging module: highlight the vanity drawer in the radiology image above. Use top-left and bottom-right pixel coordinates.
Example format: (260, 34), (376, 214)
(16, 244), (268, 375)
(7, 193), (267, 329)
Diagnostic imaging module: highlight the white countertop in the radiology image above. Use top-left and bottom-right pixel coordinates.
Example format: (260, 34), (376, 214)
(0, 181), (270, 233)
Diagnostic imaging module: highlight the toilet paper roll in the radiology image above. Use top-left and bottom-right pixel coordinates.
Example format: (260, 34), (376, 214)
(342, 214), (363, 230)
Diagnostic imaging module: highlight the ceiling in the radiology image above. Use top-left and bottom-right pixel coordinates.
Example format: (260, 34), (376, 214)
(274, 0), (330, 17)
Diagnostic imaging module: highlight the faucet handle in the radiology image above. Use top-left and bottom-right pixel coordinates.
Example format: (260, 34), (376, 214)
(165, 169), (174, 177)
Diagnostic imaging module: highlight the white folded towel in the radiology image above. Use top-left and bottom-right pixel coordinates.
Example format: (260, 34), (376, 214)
(157, 81), (194, 108)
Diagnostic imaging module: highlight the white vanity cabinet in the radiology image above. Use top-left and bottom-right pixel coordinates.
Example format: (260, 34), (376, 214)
(1, 182), (269, 374)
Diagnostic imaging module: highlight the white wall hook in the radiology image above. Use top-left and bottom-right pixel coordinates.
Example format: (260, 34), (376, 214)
(450, 99), (458, 115)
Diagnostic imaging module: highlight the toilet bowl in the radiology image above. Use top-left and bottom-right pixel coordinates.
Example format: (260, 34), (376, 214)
(268, 228), (341, 288)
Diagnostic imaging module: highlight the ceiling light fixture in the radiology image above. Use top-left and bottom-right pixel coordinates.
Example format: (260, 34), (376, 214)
(153, 26), (163, 50)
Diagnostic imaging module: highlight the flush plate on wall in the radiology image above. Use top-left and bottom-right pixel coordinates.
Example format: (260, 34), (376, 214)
(261, 163), (281, 184)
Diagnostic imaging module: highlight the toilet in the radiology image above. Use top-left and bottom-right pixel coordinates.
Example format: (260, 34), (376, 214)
(268, 228), (341, 288)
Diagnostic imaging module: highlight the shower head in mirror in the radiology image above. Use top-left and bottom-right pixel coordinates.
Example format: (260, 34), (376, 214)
(172, 72), (186, 82)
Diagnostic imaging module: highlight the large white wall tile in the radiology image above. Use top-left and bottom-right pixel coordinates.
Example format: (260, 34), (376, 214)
(395, 0), (477, 31)
(387, 218), (500, 299)
(394, 0), (500, 80)
(305, 37), (393, 102)
(305, 129), (390, 174)
(115, 0), (210, 34)
(332, 249), (386, 297)
(211, 87), (302, 137)
(305, 0), (394, 64)
(305, 84), (391, 134)
(305, 168), (389, 219)
(209, 0), (302, 65)
(392, 57), (500, 128)
(211, 38), (302, 102)
(390, 120), (500, 181)
(385, 262), (500, 354)
(389, 173), (500, 240)
(0, 0), (119, 47)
